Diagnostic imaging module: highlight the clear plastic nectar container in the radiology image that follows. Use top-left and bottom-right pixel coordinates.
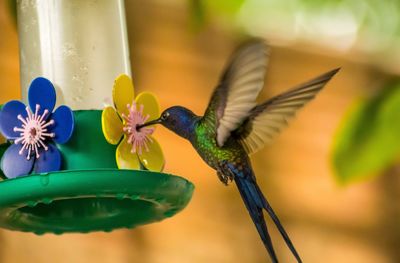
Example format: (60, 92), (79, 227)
(17, 0), (131, 110)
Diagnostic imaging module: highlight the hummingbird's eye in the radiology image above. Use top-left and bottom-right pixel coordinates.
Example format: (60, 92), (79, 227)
(161, 112), (169, 120)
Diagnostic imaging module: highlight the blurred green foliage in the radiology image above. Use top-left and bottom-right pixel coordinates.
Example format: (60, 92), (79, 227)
(189, 0), (206, 30)
(332, 83), (400, 184)
(204, 0), (245, 15)
(190, 0), (245, 29)
(190, 0), (400, 57)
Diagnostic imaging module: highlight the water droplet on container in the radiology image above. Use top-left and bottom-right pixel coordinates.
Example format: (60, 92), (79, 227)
(72, 96), (83, 102)
(62, 43), (77, 58)
(79, 65), (88, 73)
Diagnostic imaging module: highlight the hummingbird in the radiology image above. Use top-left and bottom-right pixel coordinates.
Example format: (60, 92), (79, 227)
(138, 40), (339, 263)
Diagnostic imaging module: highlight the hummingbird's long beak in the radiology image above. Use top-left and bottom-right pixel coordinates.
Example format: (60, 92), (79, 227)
(136, 118), (162, 130)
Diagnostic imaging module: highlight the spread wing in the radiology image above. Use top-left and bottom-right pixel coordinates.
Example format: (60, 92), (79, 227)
(202, 40), (269, 147)
(235, 68), (340, 155)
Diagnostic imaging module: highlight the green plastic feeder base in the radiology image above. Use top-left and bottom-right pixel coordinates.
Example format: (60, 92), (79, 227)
(0, 169), (194, 235)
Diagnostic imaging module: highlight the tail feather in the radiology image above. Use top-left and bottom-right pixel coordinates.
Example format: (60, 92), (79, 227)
(229, 163), (302, 263)
(254, 183), (302, 263)
(235, 176), (279, 263)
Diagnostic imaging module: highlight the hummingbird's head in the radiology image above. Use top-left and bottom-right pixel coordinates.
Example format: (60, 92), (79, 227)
(137, 106), (199, 140)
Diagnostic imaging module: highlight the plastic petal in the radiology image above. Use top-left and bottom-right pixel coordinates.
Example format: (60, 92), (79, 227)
(116, 136), (141, 169)
(138, 136), (165, 172)
(113, 74), (135, 118)
(28, 77), (56, 117)
(0, 100), (28, 139)
(102, 106), (123, 145)
(49, 105), (75, 144)
(1, 144), (34, 178)
(33, 143), (61, 174)
(135, 92), (160, 123)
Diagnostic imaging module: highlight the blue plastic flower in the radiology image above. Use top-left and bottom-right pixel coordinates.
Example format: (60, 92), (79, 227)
(0, 77), (74, 179)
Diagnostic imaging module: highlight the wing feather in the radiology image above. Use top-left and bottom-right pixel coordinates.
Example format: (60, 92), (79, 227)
(202, 40), (269, 147)
(237, 68), (340, 154)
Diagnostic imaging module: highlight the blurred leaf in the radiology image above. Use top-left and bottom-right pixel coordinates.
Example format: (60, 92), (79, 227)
(189, 0), (245, 30)
(189, 0), (207, 31)
(205, 0), (245, 15)
(332, 82), (400, 184)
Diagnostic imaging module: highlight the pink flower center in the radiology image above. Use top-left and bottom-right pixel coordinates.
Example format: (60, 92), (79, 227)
(122, 102), (155, 155)
(29, 127), (37, 137)
(13, 104), (55, 160)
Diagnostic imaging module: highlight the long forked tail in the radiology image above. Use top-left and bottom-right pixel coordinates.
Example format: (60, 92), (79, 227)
(254, 181), (302, 263)
(234, 175), (279, 263)
(231, 165), (302, 263)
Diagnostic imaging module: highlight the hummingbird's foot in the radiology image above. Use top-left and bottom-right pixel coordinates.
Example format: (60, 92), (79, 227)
(217, 171), (229, 185)
(217, 161), (234, 185)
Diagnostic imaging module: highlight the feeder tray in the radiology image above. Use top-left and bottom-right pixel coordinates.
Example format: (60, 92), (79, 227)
(0, 169), (194, 235)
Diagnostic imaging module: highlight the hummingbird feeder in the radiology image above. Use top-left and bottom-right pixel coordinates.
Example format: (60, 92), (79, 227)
(0, 0), (194, 235)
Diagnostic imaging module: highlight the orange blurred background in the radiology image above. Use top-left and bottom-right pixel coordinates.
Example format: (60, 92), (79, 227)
(0, 0), (398, 262)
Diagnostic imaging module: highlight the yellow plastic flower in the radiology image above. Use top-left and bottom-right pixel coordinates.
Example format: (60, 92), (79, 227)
(101, 74), (165, 171)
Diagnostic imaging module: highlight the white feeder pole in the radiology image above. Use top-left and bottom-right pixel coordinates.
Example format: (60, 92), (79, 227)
(17, 0), (131, 110)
